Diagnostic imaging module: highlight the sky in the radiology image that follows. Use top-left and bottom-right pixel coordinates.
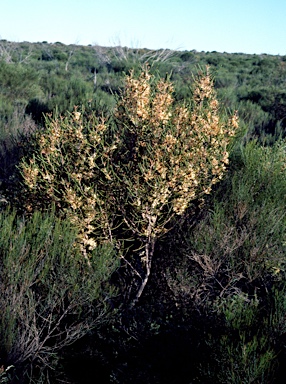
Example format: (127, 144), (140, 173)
(1, 0), (286, 55)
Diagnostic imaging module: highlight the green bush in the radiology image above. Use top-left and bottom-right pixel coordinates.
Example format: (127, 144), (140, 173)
(0, 209), (118, 381)
(0, 61), (42, 115)
(205, 294), (276, 383)
(165, 139), (286, 382)
(186, 140), (286, 293)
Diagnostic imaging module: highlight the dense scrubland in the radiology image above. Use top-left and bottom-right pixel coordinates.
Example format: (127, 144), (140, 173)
(1, 39), (286, 383)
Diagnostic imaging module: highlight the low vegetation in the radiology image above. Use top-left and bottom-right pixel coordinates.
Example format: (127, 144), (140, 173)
(1, 40), (286, 383)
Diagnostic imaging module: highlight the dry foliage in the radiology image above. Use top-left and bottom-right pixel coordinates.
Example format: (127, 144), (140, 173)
(19, 67), (238, 303)
(20, 110), (115, 255)
(108, 66), (238, 302)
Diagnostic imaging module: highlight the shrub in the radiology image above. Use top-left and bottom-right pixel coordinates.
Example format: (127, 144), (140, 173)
(205, 294), (276, 383)
(169, 140), (286, 302)
(18, 66), (238, 305)
(108, 66), (238, 303)
(0, 209), (118, 381)
(19, 109), (115, 254)
(165, 140), (286, 382)
(0, 108), (38, 212)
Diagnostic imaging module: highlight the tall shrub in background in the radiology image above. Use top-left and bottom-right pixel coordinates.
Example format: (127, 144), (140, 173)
(19, 66), (238, 304)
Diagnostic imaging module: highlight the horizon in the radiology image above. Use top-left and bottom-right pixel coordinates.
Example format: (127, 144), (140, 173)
(1, 38), (284, 58)
(1, 0), (286, 56)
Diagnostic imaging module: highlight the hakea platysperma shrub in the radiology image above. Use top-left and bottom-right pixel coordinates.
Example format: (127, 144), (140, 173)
(19, 68), (238, 280)
(108, 67), (238, 302)
(112, 67), (238, 230)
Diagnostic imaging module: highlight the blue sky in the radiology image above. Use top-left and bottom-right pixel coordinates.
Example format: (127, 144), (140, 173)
(1, 0), (286, 55)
